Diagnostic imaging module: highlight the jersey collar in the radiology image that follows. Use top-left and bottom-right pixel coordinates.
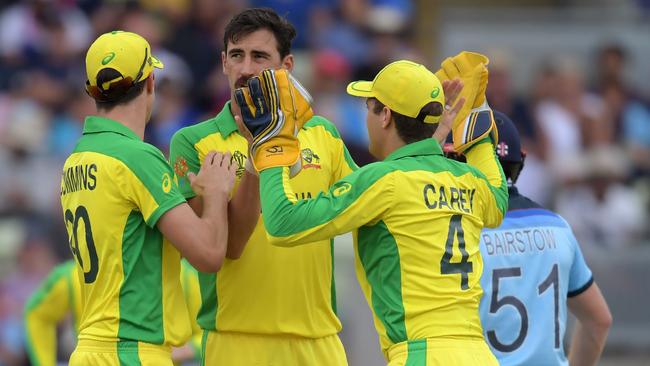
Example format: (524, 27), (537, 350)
(82, 116), (140, 140)
(213, 101), (239, 138)
(384, 138), (443, 161)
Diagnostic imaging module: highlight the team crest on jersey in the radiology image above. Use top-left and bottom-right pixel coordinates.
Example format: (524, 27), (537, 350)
(231, 150), (247, 178)
(301, 148), (321, 170)
(174, 156), (189, 178)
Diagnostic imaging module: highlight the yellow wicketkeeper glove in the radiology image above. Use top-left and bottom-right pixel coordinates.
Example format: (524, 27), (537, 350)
(234, 68), (314, 175)
(435, 51), (497, 153)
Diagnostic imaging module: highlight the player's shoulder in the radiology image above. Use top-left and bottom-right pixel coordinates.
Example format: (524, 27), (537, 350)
(346, 160), (400, 186)
(121, 139), (168, 164)
(49, 260), (77, 279)
(506, 206), (569, 227)
(98, 139), (171, 181)
(302, 115), (343, 139)
(171, 116), (221, 146)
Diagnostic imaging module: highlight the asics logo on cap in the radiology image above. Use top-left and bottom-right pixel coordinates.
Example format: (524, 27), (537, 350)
(101, 52), (116, 65)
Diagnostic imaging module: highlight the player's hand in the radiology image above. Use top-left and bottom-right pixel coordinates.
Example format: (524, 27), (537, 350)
(234, 68), (312, 176)
(435, 51), (496, 153)
(188, 151), (236, 197)
(433, 78), (464, 145)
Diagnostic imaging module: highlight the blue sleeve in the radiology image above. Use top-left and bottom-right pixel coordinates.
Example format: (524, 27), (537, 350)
(567, 229), (593, 297)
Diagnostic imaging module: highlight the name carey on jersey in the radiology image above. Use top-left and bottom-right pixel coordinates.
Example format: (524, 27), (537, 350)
(423, 184), (476, 214)
(60, 164), (97, 196)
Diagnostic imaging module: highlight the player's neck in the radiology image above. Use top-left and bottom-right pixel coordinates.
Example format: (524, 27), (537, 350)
(229, 95), (241, 118)
(378, 133), (406, 160)
(97, 100), (147, 140)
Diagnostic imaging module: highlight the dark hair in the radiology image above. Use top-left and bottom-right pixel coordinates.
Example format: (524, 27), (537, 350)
(91, 68), (146, 111)
(223, 8), (296, 59)
(369, 98), (442, 144)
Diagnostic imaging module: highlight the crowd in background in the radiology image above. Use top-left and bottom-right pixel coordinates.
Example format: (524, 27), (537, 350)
(0, 0), (648, 365)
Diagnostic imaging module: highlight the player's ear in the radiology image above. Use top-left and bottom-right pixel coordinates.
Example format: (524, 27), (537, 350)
(221, 51), (227, 73)
(282, 54), (294, 72)
(146, 73), (154, 94)
(381, 107), (393, 129)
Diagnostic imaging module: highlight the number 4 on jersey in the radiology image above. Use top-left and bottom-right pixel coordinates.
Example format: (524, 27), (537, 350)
(440, 214), (473, 290)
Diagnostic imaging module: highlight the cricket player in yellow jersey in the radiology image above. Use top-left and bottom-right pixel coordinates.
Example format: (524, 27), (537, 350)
(24, 261), (81, 366)
(23, 259), (203, 366)
(169, 8), (356, 366)
(61, 30), (237, 366)
(239, 56), (508, 365)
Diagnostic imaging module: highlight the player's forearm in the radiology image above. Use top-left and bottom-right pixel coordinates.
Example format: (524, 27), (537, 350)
(262, 166), (363, 246)
(260, 168), (332, 246)
(567, 283), (612, 366)
(465, 138), (508, 217)
(260, 167), (381, 246)
(197, 192), (229, 271)
(226, 171), (260, 259)
(568, 321), (609, 366)
(465, 139), (506, 190)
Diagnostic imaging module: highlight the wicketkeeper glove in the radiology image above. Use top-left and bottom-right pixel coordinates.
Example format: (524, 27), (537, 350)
(234, 68), (314, 175)
(435, 51), (497, 153)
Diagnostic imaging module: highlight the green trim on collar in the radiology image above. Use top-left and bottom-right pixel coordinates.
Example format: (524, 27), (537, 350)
(385, 138), (443, 161)
(82, 116), (141, 140)
(213, 101), (239, 138)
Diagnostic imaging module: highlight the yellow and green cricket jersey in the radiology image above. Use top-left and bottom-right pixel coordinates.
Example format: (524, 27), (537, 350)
(169, 102), (357, 338)
(60, 116), (191, 348)
(24, 261), (81, 366)
(179, 259), (202, 360)
(260, 138), (508, 354)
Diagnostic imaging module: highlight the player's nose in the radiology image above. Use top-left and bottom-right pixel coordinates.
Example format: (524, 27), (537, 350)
(239, 57), (256, 79)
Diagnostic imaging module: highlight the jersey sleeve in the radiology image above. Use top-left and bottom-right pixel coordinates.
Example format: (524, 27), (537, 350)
(566, 228), (594, 297)
(180, 261), (203, 361)
(122, 145), (187, 228)
(24, 262), (75, 366)
(260, 164), (393, 247)
(169, 129), (202, 200)
(464, 139), (508, 228)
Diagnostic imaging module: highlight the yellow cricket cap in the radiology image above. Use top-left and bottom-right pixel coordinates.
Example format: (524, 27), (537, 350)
(85, 30), (163, 96)
(346, 60), (445, 123)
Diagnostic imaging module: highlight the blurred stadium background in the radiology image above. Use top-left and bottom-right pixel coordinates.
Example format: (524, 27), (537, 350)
(0, 0), (648, 365)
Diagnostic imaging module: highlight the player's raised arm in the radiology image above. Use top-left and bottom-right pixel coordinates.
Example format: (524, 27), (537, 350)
(233, 68), (386, 246)
(260, 165), (389, 246)
(158, 151), (235, 272)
